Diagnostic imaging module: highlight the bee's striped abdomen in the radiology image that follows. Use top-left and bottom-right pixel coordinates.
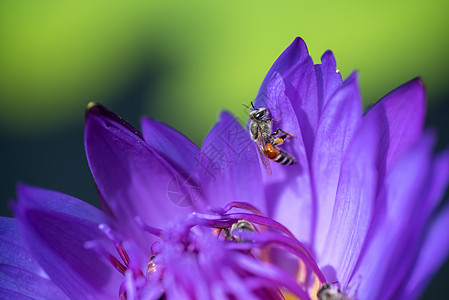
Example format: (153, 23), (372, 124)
(273, 149), (296, 165)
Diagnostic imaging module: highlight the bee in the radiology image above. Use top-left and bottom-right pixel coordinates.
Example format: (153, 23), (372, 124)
(317, 283), (350, 300)
(246, 102), (296, 175)
(224, 219), (256, 242)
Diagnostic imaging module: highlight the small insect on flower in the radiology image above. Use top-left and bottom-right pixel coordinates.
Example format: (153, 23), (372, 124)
(223, 219), (257, 242)
(246, 102), (296, 175)
(317, 282), (350, 300)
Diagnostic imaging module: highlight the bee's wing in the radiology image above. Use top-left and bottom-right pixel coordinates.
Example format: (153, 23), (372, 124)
(256, 130), (272, 176)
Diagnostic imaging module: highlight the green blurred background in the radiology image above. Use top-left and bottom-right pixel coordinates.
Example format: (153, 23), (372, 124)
(1, 1), (448, 298)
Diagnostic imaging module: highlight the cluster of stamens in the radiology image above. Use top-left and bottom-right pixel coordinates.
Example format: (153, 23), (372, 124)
(87, 201), (350, 299)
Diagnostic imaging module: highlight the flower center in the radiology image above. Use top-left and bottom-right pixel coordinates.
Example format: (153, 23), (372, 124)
(92, 201), (351, 299)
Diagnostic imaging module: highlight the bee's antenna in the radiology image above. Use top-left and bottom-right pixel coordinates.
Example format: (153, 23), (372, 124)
(242, 103), (251, 109)
(251, 101), (257, 110)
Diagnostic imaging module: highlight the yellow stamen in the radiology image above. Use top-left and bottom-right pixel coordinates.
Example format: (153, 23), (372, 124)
(310, 275), (321, 300)
(296, 259), (307, 286)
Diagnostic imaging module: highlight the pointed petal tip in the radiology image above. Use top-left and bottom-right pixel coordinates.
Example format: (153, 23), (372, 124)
(15, 183), (46, 206)
(85, 101), (111, 118)
(321, 49), (335, 61)
(218, 110), (235, 123)
(8, 201), (19, 217)
(292, 36), (305, 45)
(400, 77), (426, 94)
(15, 182), (40, 195)
(140, 115), (159, 132)
(140, 115), (151, 124)
(406, 76), (425, 90)
(15, 181), (26, 193)
(380, 76), (427, 115)
(410, 76), (424, 85)
(15, 182), (33, 204)
(85, 102), (143, 140)
(9, 200), (28, 226)
(289, 37), (308, 54)
(345, 71), (359, 83)
(85, 101), (103, 118)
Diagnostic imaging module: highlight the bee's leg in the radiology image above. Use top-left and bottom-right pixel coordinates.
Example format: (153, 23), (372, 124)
(280, 128), (296, 139)
(271, 128), (295, 139)
(271, 128), (281, 137)
(266, 118), (280, 122)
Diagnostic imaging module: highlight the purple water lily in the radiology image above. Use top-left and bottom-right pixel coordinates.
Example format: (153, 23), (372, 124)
(1, 37), (448, 299)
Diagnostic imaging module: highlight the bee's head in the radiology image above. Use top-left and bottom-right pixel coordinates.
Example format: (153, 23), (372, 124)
(248, 102), (269, 120)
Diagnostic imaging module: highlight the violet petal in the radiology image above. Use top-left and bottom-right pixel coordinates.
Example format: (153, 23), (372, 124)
(14, 202), (122, 299)
(364, 78), (426, 182)
(198, 111), (264, 212)
(401, 203), (449, 298)
(85, 103), (199, 247)
(256, 37), (318, 158)
(141, 116), (200, 174)
(283, 58), (319, 157)
(421, 149), (449, 215)
(312, 72), (362, 255)
(16, 183), (110, 224)
(0, 264), (69, 300)
(352, 133), (435, 300)
(318, 112), (379, 286)
(0, 217), (41, 273)
(383, 136), (449, 298)
(258, 72), (315, 245)
(0, 217), (68, 299)
(314, 50), (343, 113)
(257, 37), (309, 96)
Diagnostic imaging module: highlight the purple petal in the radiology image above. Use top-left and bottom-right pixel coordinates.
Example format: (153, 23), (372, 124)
(257, 37), (310, 94)
(256, 38), (318, 158)
(318, 112), (379, 286)
(401, 203), (449, 298)
(198, 111), (265, 212)
(383, 133), (434, 222)
(314, 50), (343, 113)
(383, 140), (449, 298)
(0, 217), (68, 299)
(0, 217), (40, 273)
(351, 133), (435, 300)
(141, 117), (200, 174)
(312, 72), (362, 255)
(85, 103), (201, 246)
(14, 203), (122, 299)
(0, 288), (35, 300)
(0, 264), (69, 300)
(364, 78), (426, 182)
(420, 149), (449, 215)
(256, 72), (315, 245)
(16, 183), (109, 224)
(283, 59), (319, 158)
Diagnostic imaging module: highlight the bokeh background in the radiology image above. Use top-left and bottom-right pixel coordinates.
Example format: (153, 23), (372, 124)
(1, 1), (448, 298)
